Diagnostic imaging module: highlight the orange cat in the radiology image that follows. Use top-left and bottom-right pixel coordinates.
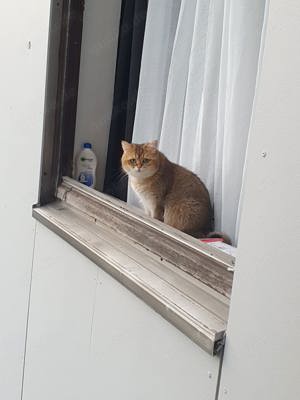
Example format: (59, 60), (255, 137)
(121, 140), (213, 238)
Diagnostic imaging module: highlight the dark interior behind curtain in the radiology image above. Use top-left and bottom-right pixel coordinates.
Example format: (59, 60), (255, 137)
(103, 0), (148, 201)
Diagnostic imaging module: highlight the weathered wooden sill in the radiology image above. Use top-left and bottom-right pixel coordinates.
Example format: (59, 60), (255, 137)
(33, 177), (233, 355)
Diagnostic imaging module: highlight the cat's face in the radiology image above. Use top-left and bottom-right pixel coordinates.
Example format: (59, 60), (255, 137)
(121, 140), (159, 179)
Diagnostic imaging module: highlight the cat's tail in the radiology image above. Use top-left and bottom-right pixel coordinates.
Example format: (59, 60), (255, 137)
(206, 231), (232, 245)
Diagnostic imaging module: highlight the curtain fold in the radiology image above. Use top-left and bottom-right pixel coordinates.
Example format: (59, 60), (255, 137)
(131, 0), (266, 244)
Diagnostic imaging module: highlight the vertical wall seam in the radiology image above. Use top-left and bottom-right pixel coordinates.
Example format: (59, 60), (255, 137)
(20, 221), (38, 400)
(89, 270), (99, 352)
(214, 337), (225, 400)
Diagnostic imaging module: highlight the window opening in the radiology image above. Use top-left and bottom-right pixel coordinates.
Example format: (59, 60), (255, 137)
(71, 0), (266, 250)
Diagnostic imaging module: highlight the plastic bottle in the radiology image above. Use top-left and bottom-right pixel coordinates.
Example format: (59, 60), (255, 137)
(76, 142), (97, 188)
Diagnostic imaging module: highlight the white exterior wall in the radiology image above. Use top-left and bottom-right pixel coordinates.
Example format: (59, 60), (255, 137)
(0, 2), (50, 399)
(219, 0), (300, 399)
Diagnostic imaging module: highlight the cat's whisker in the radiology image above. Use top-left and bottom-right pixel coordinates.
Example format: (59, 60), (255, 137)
(110, 170), (127, 182)
(116, 174), (128, 184)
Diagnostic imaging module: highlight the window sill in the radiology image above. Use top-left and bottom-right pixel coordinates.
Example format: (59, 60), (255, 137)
(33, 178), (232, 355)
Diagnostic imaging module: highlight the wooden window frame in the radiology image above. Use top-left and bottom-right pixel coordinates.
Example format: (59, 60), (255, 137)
(34, 0), (234, 355)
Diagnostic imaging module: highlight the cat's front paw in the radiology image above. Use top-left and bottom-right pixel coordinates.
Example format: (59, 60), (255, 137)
(152, 208), (164, 221)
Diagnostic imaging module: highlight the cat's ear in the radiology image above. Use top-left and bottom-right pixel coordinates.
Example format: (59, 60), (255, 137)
(147, 140), (158, 149)
(121, 140), (131, 152)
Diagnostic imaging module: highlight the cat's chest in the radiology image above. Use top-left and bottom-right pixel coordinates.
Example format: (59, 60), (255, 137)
(130, 179), (161, 203)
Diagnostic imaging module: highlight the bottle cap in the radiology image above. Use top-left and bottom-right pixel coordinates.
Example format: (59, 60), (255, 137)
(83, 142), (92, 149)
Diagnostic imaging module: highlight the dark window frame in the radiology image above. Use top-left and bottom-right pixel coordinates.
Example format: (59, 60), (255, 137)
(39, 0), (84, 205)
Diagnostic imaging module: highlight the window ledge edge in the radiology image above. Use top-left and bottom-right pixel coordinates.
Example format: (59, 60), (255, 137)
(33, 201), (228, 356)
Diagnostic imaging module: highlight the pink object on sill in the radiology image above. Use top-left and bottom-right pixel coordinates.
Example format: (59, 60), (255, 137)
(200, 238), (224, 243)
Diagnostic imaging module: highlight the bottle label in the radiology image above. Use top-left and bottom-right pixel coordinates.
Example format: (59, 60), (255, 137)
(80, 157), (94, 162)
(78, 172), (94, 187)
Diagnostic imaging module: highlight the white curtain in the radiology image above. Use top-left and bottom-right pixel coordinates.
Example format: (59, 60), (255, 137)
(130, 0), (266, 244)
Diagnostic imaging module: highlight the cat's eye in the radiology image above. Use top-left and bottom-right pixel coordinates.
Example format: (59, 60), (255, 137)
(129, 158), (136, 165)
(142, 158), (150, 164)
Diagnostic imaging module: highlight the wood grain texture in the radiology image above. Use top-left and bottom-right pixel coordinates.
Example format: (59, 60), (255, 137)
(33, 200), (229, 355)
(57, 177), (234, 298)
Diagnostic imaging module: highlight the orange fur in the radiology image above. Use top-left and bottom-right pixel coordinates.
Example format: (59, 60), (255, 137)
(121, 141), (213, 237)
